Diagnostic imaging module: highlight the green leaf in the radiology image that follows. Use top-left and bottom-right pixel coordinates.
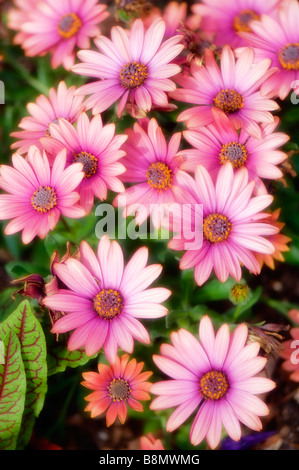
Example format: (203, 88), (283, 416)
(0, 300), (48, 449)
(0, 330), (26, 450)
(193, 278), (236, 303)
(47, 334), (96, 376)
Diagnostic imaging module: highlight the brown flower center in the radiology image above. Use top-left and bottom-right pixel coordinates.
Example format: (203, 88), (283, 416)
(74, 151), (98, 178)
(214, 89), (244, 114)
(146, 162), (173, 191)
(108, 378), (131, 402)
(31, 186), (58, 213)
(57, 13), (82, 39)
(120, 62), (148, 89)
(200, 370), (229, 401)
(219, 142), (248, 168)
(203, 213), (232, 244)
(233, 9), (260, 33)
(279, 43), (299, 70)
(93, 289), (123, 320)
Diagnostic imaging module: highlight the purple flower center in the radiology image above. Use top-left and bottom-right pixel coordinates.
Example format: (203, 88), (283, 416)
(233, 9), (260, 33)
(120, 62), (148, 89)
(146, 162), (173, 191)
(200, 370), (229, 400)
(108, 378), (131, 402)
(93, 288), (124, 320)
(279, 43), (299, 70)
(57, 13), (82, 39)
(74, 151), (98, 178)
(203, 213), (232, 244)
(214, 89), (244, 114)
(31, 186), (58, 213)
(219, 142), (248, 168)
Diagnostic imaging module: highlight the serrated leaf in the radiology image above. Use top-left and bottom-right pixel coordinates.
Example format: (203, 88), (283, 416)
(0, 330), (26, 450)
(47, 335), (96, 376)
(0, 300), (48, 449)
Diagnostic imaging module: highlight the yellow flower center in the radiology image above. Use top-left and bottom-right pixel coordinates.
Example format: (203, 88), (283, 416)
(74, 151), (98, 178)
(279, 43), (299, 70)
(233, 9), (260, 33)
(214, 89), (244, 114)
(120, 62), (148, 89)
(146, 162), (173, 191)
(108, 378), (132, 402)
(31, 186), (58, 213)
(200, 370), (229, 401)
(219, 142), (248, 169)
(57, 13), (82, 39)
(203, 213), (232, 244)
(93, 289), (123, 320)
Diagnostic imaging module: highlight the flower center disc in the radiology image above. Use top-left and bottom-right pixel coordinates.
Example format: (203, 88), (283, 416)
(31, 186), (58, 213)
(57, 13), (82, 39)
(279, 43), (299, 70)
(214, 89), (244, 114)
(93, 289), (123, 320)
(146, 162), (173, 191)
(120, 62), (148, 89)
(108, 378), (131, 402)
(200, 370), (229, 401)
(219, 142), (248, 168)
(74, 151), (98, 178)
(233, 9), (260, 33)
(203, 213), (232, 243)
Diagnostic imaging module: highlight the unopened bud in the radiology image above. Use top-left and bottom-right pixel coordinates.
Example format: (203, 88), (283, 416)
(229, 283), (252, 306)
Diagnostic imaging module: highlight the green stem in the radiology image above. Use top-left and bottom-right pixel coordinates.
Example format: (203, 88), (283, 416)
(48, 384), (76, 439)
(60, 216), (71, 232)
(232, 304), (242, 322)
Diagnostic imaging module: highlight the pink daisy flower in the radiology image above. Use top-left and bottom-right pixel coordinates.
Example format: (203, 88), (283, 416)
(238, 0), (299, 100)
(41, 112), (127, 214)
(72, 18), (184, 117)
(0, 146), (85, 244)
(81, 354), (152, 426)
(18, 0), (109, 70)
(10, 81), (86, 155)
(169, 163), (278, 286)
(280, 310), (299, 382)
(42, 236), (171, 363)
(181, 113), (289, 193)
(193, 0), (283, 48)
(113, 117), (187, 227)
(7, 0), (38, 46)
(171, 45), (279, 139)
(151, 316), (276, 449)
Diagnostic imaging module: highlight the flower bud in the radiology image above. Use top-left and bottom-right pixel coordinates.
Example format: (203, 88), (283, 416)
(229, 283), (252, 306)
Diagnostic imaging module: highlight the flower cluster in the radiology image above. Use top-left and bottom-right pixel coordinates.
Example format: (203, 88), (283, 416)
(2, 0), (297, 450)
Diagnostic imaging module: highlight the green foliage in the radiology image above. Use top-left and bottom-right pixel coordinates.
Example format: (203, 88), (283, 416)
(47, 335), (96, 376)
(0, 330), (26, 450)
(0, 300), (48, 449)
